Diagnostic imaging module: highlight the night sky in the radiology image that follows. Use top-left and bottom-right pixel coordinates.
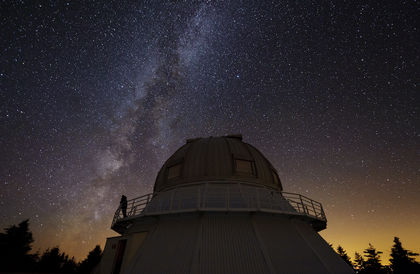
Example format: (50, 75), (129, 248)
(1, 1), (419, 262)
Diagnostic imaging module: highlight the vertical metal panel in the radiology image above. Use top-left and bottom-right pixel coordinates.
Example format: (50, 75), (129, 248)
(198, 214), (270, 274)
(185, 138), (208, 178)
(206, 137), (231, 177)
(121, 232), (148, 272)
(292, 219), (354, 273)
(226, 137), (252, 159)
(100, 237), (123, 274)
(254, 215), (334, 274)
(153, 142), (190, 192)
(129, 216), (200, 274)
(248, 145), (272, 185)
(106, 213), (352, 274)
(153, 136), (283, 192)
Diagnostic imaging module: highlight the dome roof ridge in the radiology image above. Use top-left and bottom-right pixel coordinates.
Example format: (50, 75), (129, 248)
(153, 135), (282, 192)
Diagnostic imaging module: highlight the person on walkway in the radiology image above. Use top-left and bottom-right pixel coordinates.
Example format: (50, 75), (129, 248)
(120, 195), (128, 218)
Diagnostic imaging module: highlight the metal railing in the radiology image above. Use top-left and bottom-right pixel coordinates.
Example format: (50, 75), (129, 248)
(112, 193), (154, 226)
(282, 192), (326, 220)
(112, 183), (326, 228)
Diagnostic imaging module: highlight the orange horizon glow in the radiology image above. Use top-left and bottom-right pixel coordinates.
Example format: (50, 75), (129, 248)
(26, 187), (420, 263)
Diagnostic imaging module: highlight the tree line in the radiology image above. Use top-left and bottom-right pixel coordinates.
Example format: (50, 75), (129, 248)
(0, 220), (102, 273)
(2, 219), (419, 273)
(335, 238), (420, 274)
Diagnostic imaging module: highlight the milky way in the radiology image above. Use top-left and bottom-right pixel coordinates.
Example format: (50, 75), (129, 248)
(1, 1), (418, 261)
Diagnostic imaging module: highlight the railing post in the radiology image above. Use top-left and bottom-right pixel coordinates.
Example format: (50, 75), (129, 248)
(131, 200), (135, 216)
(111, 189), (327, 229)
(310, 199), (315, 217)
(142, 194), (150, 214)
(299, 195), (305, 214)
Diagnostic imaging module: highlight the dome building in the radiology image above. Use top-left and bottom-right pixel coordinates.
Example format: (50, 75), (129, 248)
(98, 135), (354, 273)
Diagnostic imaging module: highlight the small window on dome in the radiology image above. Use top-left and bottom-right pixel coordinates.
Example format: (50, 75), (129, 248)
(235, 159), (255, 175)
(272, 169), (280, 186)
(167, 163), (182, 180)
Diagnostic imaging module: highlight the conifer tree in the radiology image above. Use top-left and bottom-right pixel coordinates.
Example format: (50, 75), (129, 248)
(37, 246), (77, 273)
(361, 243), (386, 274)
(354, 252), (365, 271)
(0, 219), (37, 271)
(336, 245), (353, 268)
(78, 245), (103, 274)
(390, 237), (420, 274)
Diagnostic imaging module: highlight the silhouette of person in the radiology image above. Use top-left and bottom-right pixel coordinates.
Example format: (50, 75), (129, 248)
(120, 195), (128, 218)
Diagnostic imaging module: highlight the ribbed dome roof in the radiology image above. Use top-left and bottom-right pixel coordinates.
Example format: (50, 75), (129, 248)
(153, 135), (282, 192)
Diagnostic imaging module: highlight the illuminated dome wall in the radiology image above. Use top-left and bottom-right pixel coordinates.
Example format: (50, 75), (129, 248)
(98, 135), (354, 274)
(154, 135), (282, 192)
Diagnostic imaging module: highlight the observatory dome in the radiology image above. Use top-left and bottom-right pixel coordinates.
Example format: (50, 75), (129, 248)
(103, 135), (353, 274)
(153, 135), (282, 192)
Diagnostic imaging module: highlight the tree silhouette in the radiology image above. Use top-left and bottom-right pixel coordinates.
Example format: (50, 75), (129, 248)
(336, 245), (353, 268)
(359, 243), (386, 274)
(390, 237), (420, 274)
(354, 252), (365, 271)
(37, 246), (77, 273)
(0, 219), (37, 271)
(78, 245), (103, 274)
(5, 218), (420, 274)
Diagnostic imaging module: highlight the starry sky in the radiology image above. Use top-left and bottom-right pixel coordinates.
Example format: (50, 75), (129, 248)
(1, 0), (419, 262)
